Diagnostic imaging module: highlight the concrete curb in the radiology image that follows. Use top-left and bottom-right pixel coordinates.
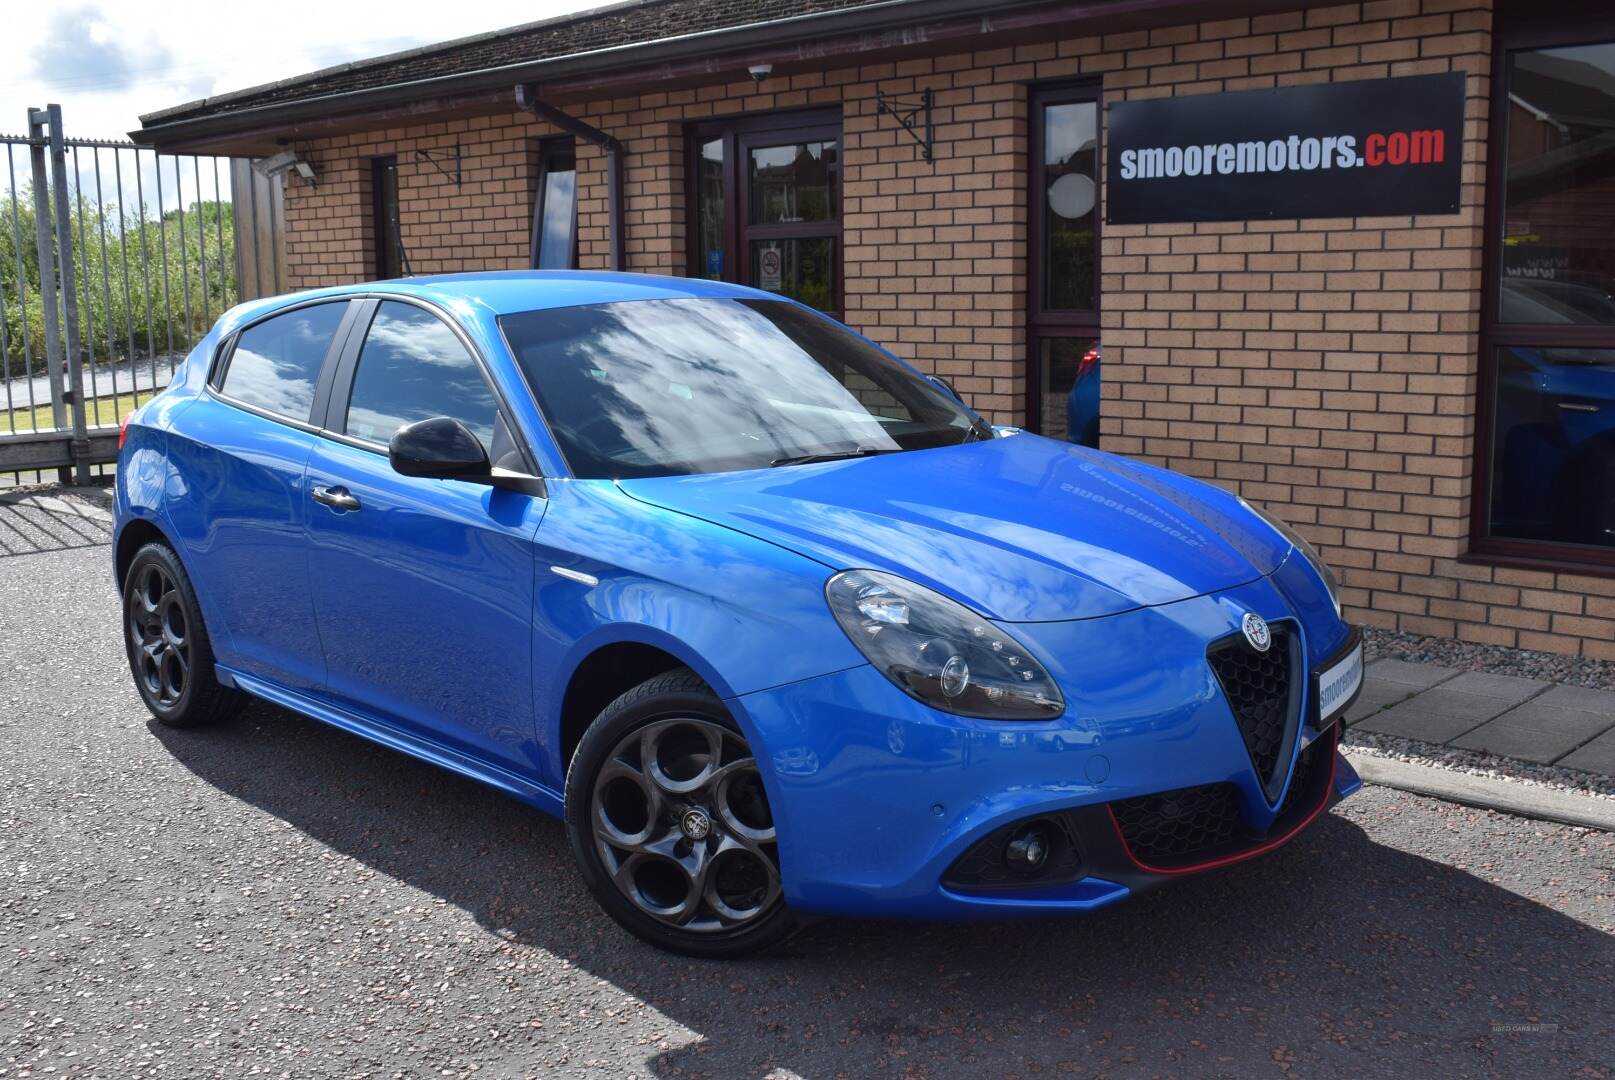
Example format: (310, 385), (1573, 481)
(1344, 750), (1615, 832)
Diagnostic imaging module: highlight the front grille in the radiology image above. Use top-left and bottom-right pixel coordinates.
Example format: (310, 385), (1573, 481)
(1208, 626), (1300, 800)
(1108, 725), (1339, 871)
(1109, 782), (1242, 865)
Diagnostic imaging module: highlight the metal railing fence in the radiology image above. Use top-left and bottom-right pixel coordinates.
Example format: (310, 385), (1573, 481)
(1, 105), (284, 486)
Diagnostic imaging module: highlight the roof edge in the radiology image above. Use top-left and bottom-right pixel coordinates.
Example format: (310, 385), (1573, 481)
(131, 0), (1003, 145)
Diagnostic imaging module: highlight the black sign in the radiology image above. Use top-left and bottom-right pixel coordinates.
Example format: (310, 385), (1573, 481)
(1105, 73), (1465, 225)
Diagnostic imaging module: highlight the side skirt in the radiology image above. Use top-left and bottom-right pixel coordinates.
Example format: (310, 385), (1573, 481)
(219, 665), (565, 817)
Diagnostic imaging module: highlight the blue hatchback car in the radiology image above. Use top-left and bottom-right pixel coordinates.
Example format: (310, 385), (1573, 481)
(114, 271), (1364, 956)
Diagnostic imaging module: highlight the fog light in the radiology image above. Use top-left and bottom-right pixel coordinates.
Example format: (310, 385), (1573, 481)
(1003, 825), (1050, 876)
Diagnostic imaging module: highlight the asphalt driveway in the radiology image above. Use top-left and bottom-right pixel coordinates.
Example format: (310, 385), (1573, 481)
(2, 490), (1612, 1078)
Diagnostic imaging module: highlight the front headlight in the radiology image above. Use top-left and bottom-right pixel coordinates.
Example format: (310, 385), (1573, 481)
(1240, 497), (1343, 619)
(825, 569), (1065, 720)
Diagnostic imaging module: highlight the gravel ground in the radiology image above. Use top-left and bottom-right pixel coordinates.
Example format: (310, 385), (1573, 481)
(2, 517), (1614, 1077)
(1365, 627), (1615, 692)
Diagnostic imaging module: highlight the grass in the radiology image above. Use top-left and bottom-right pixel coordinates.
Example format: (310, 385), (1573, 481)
(3, 389), (156, 435)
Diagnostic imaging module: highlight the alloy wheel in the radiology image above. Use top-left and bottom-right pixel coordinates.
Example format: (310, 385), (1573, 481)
(590, 717), (781, 932)
(127, 562), (189, 709)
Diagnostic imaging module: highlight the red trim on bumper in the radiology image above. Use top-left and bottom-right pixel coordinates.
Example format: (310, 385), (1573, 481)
(1107, 726), (1340, 877)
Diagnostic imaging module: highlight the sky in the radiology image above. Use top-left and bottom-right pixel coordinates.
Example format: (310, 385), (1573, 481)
(1, 0), (600, 209)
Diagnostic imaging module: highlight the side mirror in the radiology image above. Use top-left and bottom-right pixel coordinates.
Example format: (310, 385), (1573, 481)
(389, 417), (491, 480)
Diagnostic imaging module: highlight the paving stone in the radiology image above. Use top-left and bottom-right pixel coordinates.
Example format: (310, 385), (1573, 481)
(1363, 658), (1457, 692)
(1451, 705), (1613, 764)
(1344, 680), (1411, 727)
(1532, 684), (1615, 719)
(1353, 698), (1498, 744)
(1439, 671), (1550, 706)
(1558, 730), (1615, 775)
(1390, 686), (1517, 722)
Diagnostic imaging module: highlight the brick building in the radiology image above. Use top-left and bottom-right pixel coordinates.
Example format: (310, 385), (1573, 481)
(134, 0), (1615, 658)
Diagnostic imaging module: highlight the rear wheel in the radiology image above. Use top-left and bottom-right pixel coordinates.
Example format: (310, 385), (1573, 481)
(564, 669), (794, 957)
(122, 542), (240, 728)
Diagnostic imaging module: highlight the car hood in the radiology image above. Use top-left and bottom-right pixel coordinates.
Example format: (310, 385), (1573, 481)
(617, 434), (1291, 622)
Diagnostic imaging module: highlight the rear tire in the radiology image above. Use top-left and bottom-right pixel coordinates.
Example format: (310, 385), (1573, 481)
(564, 668), (796, 958)
(122, 541), (241, 728)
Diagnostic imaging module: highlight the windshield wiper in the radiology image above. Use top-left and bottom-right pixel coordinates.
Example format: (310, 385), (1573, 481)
(770, 446), (895, 467)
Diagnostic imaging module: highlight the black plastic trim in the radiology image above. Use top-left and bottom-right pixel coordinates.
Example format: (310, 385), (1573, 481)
(1310, 624), (1364, 731)
(941, 813), (1086, 893)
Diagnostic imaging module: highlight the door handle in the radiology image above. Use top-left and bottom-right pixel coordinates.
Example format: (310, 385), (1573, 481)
(311, 484), (361, 512)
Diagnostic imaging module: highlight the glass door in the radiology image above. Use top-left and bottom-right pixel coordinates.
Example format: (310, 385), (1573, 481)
(689, 111), (842, 316)
(1028, 83), (1102, 445)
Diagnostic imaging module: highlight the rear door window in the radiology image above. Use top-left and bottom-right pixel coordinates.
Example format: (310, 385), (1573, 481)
(221, 302), (349, 422)
(342, 300), (500, 450)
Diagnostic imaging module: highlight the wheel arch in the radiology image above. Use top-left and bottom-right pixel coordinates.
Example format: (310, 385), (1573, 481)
(114, 516), (174, 592)
(551, 627), (745, 775)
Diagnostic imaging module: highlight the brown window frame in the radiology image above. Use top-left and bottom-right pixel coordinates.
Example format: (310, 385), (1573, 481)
(1027, 79), (1103, 439)
(684, 108), (844, 317)
(1470, 7), (1615, 575)
(370, 155), (403, 280)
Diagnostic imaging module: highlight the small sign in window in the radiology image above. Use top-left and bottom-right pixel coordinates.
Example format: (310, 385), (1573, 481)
(758, 246), (783, 291)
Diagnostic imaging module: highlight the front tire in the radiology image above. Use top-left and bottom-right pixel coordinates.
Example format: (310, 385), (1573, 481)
(564, 669), (795, 957)
(122, 541), (240, 728)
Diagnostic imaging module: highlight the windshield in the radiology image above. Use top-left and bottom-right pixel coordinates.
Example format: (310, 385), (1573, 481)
(500, 298), (984, 478)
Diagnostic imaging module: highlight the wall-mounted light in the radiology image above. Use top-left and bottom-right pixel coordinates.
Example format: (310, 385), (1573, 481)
(254, 149), (318, 186)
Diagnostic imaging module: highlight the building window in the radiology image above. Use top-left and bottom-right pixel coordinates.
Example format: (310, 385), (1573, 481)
(1028, 83), (1101, 446)
(1477, 38), (1615, 563)
(687, 110), (841, 315)
(370, 156), (403, 279)
(532, 138), (577, 270)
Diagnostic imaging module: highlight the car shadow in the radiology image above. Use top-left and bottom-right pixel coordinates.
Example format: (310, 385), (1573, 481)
(150, 698), (1615, 1078)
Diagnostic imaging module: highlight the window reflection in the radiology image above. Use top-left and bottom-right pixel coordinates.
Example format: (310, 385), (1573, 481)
(749, 141), (837, 224)
(1043, 102), (1098, 312)
(751, 237), (835, 310)
(697, 138), (725, 279)
(501, 298), (973, 478)
(344, 302), (498, 448)
(222, 303), (348, 421)
(1490, 345), (1615, 548)
(1039, 338), (1101, 447)
(1502, 44), (1615, 324)
(535, 141), (576, 270)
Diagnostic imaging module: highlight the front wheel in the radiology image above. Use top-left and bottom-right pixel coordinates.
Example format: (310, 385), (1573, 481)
(564, 669), (795, 957)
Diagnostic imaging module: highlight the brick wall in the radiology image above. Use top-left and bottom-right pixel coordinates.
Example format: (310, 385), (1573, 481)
(1095, 0), (1611, 660)
(273, 0), (1613, 659)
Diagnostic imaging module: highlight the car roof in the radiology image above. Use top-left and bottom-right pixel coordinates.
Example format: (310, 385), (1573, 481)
(226, 270), (776, 332)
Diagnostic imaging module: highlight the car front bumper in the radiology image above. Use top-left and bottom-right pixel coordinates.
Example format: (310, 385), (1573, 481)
(728, 571), (1363, 919)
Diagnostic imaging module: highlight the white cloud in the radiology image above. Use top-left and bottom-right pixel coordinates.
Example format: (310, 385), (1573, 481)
(2, 0), (600, 198)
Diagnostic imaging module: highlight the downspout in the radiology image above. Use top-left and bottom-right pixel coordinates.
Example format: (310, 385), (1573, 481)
(516, 83), (625, 271)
